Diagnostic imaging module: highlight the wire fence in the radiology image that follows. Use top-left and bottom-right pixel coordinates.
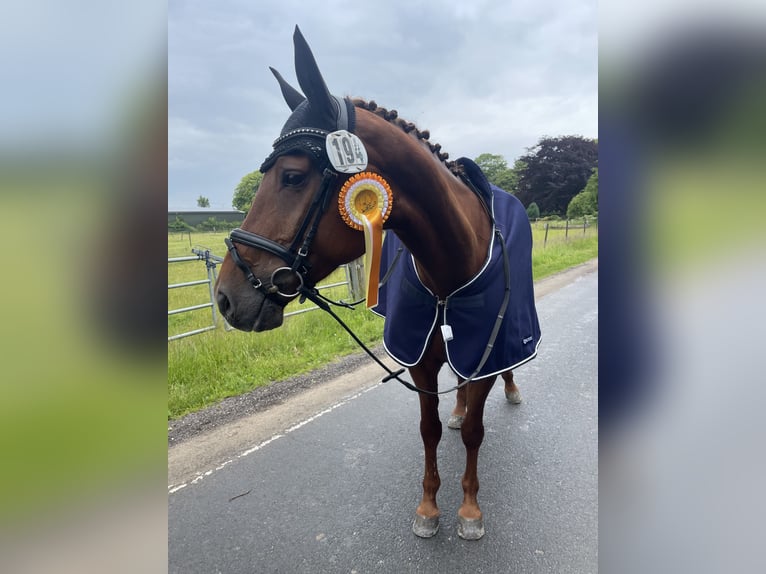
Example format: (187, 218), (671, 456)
(533, 217), (598, 248)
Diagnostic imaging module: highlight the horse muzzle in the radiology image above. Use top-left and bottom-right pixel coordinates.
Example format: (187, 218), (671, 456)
(216, 283), (286, 332)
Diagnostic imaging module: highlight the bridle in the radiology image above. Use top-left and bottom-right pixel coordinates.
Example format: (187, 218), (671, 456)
(224, 132), (338, 303)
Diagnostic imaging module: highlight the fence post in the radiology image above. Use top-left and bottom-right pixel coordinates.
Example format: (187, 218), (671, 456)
(565, 219), (569, 241)
(544, 223), (549, 248)
(583, 216), (587, 235)
(345, 256), (366, 301)
(204, 251), (219, 328)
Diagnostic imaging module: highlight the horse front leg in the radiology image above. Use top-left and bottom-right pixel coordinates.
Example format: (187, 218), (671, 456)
(409, 363), (442, 538)
(458, 376), (496, 540)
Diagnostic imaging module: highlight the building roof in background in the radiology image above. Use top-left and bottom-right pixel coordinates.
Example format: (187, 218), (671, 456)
(168, 208), (244, 214)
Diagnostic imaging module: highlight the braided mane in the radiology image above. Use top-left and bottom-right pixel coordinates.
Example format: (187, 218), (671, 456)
(352, 99), (464, 177)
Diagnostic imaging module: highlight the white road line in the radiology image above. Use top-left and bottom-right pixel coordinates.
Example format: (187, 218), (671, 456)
(168, 384), (380, 494)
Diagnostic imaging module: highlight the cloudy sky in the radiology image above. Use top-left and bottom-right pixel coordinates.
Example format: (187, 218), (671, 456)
(169, 0), (597, 210)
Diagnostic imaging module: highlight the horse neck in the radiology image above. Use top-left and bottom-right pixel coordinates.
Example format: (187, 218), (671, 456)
(395, 174), (492, 296)
(357, 115), (492, 296)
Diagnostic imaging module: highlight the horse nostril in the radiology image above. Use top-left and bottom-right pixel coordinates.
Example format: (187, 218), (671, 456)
(217, 291), (230, 315)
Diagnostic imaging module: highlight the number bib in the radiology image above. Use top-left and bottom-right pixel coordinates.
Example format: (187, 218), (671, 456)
(326, 130), (368, 173)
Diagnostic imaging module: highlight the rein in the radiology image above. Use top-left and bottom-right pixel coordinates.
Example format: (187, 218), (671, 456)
(307, 225), (513, 396)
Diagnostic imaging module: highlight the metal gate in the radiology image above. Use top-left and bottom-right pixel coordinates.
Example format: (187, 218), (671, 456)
(168, 249), (364, 342)
(168, 248), (226, 341)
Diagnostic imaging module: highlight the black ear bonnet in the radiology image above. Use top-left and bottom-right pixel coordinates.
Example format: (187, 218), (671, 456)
(260, 27), (356, 173)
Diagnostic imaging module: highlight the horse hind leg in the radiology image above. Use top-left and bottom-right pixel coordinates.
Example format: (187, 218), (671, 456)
(449, 372), (519, 432)
(457, 376), (496, 540)
(503, 370), (522, 404)
(447, 378), (467, 429)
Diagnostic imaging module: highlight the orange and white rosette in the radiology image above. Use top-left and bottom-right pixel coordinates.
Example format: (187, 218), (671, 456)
(338, 172), (393, 308)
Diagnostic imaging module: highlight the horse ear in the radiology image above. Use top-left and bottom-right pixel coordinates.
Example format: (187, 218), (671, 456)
(270, 67), (305, 111)
(292, 25), (337, 126)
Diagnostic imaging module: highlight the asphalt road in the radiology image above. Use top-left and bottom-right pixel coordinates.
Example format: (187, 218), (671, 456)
(169, 265), (597, 574)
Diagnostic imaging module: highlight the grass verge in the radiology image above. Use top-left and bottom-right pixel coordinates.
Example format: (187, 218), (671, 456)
(532, 235), (598, 280)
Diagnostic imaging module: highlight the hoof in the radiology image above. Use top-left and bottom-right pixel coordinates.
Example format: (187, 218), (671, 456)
(457, 516), (485, 540)
(447, 414), (464, 429)
(505, 389), (522, 404)
(412, 514), (440, 538)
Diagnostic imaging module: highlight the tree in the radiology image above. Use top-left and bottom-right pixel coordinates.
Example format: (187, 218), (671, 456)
(197, 195), (210, 208)
(509, 159), (527, 194)
(474, 153), (520, 193)
(566, 168), (598, 219)
(582, 167), (598, 203)
(168, 215), (194, 232)
(526, 202), (540, 221)
(515, 136), (598, 216)
(197, 217), (223, 232)
(566, 192), (595, 219)
(233, 170), (263, 213)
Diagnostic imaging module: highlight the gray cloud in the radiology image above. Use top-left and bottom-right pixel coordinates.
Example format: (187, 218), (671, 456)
(169, 0), (597, 209)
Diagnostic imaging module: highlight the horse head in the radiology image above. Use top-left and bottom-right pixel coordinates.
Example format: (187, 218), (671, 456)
(215, 27), (368, 332)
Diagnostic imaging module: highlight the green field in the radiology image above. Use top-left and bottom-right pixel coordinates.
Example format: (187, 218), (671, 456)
(168, 223), (597, 419)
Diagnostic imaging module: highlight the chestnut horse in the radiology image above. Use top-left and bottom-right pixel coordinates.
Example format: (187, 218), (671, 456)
(215, 27), (538, 540)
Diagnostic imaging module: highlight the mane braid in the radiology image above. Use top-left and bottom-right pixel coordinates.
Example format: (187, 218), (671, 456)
(352, 98), (464, 177)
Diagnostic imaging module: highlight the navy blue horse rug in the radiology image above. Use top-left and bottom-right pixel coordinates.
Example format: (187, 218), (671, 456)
(371, 164), (541, 380)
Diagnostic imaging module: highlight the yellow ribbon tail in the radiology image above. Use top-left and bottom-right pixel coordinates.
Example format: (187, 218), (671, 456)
(361, 209), (383, 309)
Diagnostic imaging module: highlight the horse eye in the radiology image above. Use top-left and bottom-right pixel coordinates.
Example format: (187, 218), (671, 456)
(282, 172), (306, 187)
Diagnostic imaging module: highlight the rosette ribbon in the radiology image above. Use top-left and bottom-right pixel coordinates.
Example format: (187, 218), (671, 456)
(338, 172), (393, 308)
